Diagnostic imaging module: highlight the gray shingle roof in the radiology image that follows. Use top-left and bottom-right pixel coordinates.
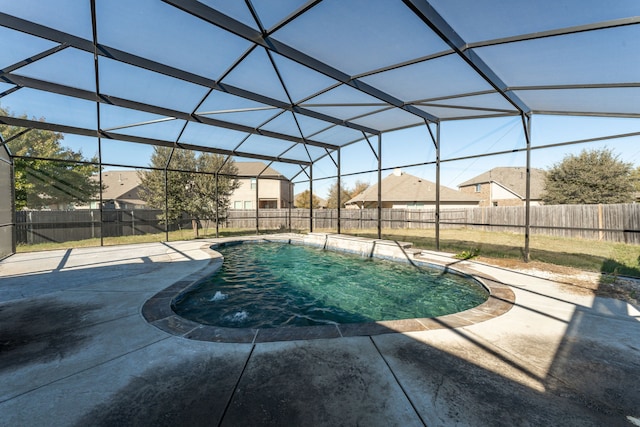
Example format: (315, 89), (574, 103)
(458, 167), (546, 200)
(100, 162), (285, 202)
(100, 171), (142, 202)
(347, 170), (481, 204)
(234, 162), (284, 177)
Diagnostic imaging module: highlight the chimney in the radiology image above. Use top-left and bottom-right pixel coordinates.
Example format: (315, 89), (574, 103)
(393, 168), (402, 176)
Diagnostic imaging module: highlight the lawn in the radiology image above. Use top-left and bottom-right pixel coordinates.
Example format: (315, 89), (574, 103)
(339, 228), (640, 279)
(14, 226), (640, 303)
(17, 226), (640, 278)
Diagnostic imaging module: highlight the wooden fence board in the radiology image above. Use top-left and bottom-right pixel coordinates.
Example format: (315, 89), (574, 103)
(14, 204), (640, 245)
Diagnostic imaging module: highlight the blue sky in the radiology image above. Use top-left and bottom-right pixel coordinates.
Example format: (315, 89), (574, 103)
(39, 114), (639, 198)
(1, 0), (639, 198)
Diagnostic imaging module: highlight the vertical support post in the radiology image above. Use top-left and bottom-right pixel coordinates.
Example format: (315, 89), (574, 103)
(522, 113), (532, 262)
(288, 181), (293, 233)
(435, 123), (441, 251)
(164, 168), (169, 242)
(309, 165), (314, 233)
(377, 134), (382, 239)
(98, 140), (104, 246)
(215, 173), (219, 238)
(10, 156), (16, 254)
(337, 148), (341, 234)
(163, 147), (174, 242)
(255, 176), (259, 235)
(90, 0), (104, 247)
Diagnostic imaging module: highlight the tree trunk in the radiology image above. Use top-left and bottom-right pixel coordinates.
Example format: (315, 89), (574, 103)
(192, 218), (200, 238)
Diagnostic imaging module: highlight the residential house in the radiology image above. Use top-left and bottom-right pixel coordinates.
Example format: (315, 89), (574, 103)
(89, 162), (292, 210)
(293, 192), (327, 209)
(230, 162), (293, 209)
(94, 170), (146, 210)
(457, 167), (546, 207)
(345, 169), (481, 209)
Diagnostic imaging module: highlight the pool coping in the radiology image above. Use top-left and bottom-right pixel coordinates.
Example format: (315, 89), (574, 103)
(141, 235), (515, 343)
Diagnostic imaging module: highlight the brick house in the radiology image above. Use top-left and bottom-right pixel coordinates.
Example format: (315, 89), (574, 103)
(458, 167), (546, 207)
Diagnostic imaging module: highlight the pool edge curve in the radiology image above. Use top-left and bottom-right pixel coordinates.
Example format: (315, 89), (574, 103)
(141, 234), (515, 343)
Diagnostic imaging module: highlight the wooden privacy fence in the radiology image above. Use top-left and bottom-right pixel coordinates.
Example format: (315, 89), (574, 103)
(14, 204), (640, 245)
(15, 209), (191, 244)
(462, 204), (640, 244)
(227, 205), (640, 244)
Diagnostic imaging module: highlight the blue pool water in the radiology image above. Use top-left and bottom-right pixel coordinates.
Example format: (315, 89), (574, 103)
(172, 242), (488, 329)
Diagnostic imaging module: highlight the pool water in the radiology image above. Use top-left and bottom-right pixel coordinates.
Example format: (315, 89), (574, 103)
(172, 242), (489, 329)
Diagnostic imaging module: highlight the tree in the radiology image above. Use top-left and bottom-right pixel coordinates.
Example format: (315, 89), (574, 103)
(326, 180), (370, 208)
(351, 180), (370, 198)
(326, 182), (351, 209)
(542, 148), (634, 204)
(138, 147), (240, 236)
(1, 108), (101, 210)
(294, 189), (323, 209)
(632, 166), (640, 194)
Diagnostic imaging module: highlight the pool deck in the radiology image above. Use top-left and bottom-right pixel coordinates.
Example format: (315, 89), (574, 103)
(1, 234), (639, 426)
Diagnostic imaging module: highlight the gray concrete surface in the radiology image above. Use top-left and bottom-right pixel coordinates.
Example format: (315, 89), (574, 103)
(1, 236), (638, 426)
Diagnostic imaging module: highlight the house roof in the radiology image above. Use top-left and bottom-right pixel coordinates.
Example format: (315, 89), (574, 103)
(294, 192), (327, 208)
(99, 163), (285, 199)
(235, 162), (285, 178)
(100, 170), (142, 202)
(346, 170), (481, 204)
(458, 167), (546, 200)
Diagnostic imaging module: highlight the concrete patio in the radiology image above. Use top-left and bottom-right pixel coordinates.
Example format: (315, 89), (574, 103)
(1, 235), (638, 426)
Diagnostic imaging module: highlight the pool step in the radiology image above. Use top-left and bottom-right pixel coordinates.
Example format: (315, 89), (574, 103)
(304, 233), (418, 261)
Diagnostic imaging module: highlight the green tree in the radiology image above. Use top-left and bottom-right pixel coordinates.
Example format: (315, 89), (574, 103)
(294, 189), (323, 209)
(326, 182), (351, 209)
(1, 108), (100, 210)
(351, 180), (369, 198)
(138, 147), (239, 236)
(542, 148), (634, 204)
(632, 166), (640, 194)
(326, 180), (369, 208)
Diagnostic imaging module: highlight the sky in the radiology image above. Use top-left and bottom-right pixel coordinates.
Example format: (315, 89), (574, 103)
(304, 115), (640, 196)
(1, 0), (639, 198)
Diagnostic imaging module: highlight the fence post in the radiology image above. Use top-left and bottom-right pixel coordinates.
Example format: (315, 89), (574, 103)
(27, 211), (33, 245)
(90, 210), (95, 239)
(598, 204), (604, 241)
(131, 210), (135, 236)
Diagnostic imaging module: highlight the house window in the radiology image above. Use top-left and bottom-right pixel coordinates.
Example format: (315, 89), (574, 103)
(234, 201), (242, 209)
(244, 200), (253, 209)
(475, 184), (482, 192)
(250, 178), (257, 190)
(259, 199), (277, 209)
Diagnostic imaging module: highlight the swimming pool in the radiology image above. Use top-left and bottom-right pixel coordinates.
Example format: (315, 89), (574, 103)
(172, 241), (489, 329)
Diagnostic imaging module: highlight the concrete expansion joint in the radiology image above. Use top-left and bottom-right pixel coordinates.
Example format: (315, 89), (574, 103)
(217, 344), (256, 426)
(369, 336), (427, 427)
(0, 335), (172, 406)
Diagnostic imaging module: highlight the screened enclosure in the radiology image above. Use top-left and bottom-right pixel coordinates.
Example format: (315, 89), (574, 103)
(1, 0), (639, 261)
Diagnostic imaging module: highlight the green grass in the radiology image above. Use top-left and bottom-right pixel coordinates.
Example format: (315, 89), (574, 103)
(15, 227), (299, 253)
(338, 228), (640, 278)
(15, 226), (640, 278)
